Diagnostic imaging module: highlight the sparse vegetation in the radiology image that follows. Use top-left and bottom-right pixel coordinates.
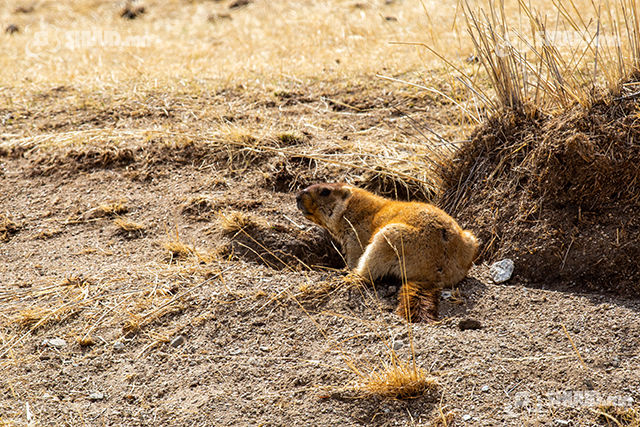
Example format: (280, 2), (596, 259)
(435, 0), (640, 291)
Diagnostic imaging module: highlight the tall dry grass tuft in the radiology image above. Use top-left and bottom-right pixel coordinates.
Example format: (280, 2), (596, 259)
(452, 0), (640, 116)
(359, 358), (437, 399)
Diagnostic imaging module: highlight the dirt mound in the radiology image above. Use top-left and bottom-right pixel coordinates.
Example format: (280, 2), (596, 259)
(440, 89), (640, 294)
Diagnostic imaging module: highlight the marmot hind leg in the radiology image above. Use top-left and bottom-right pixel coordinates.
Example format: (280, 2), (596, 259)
(353, 223), (414, 281)
(396, 282), (440, 323)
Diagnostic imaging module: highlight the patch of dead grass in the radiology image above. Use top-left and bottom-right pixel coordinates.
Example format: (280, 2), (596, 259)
(76, 335), (96, 347)
(15, 305), (77, 330)
(34, 228), (63, 240)
(0, 214), (19, 242)
(162, 229), (215, 264)
(218, 211), (265, 236)
(358, 359), (437, 399)
(594, 405), (640, 427)
(96, 201), (128, 217)
(113, 217), (146, 234)
(430, 407), (456, 427)
(295, 280), (338, 305)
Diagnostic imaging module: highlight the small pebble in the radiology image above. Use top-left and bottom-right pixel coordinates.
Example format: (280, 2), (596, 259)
(481, 385), (490, 392)
(458, 319), (482, 330)
(462, 414), (472, 421)
(555, 420), (570, 426)
(88, 392), (104, 401)
(170, 335), (185, 347)
(44, 338), (67, 349)
(259, 345), (270, 352)
(393, 341), (403, 350)
(113, 342), (125, 352)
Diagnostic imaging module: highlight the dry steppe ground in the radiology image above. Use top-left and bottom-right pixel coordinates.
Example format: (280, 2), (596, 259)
(1, 0), (639, 426)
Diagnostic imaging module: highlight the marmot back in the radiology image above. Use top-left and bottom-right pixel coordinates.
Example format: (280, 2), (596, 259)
(297, 183), (478, 322)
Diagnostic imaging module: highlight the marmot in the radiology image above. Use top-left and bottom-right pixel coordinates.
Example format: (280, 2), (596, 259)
(296, 183), (478, 322)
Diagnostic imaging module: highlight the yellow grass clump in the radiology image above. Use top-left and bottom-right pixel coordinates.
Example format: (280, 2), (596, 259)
(113, 217), (146, 233)
(16, 306), (73, 330)
(0, 214), (19, 242)
(594, 405), (640, 427)
(162, 229), (215, 264)
(97, 201), (128, 217)
(359, 359), (437, 399)
(218, 211), (264, 236)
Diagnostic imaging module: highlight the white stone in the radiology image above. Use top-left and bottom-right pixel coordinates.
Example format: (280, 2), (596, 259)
(88, 392), (104, 401)
(489, 259), (515, 283)
(45, 338), (67, 349)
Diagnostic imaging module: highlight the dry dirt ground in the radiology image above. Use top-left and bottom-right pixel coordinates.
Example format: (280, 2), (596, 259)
(1, 1), (640, 426)
(1, 85), (640, 426)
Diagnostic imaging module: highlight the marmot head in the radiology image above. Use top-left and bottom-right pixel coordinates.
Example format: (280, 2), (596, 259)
(296, 183), (352, 229)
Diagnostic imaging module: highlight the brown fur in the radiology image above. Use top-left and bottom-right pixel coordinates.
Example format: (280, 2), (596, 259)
(296, 183), (478, 322)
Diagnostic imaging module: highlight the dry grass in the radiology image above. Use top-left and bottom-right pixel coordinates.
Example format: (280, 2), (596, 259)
(163, 229), (215, 263)
(430, 408), (456, 427)
(295, 280), (339, 305)
(113, 217), (145, 233)
(452, 0), (640, 115)
(96, 201), (128, 217)
(15, 304), (77, 330)
(0, 0), (451, 94)
(218, 211), (265, 236)
(358, 358), (437, 399)
(34, 228), (63, 240)
(76, 335), (96, 347)
(593, 405), (640, 426)
(163, 239), (196, 260)
(0, 214), (19, 242)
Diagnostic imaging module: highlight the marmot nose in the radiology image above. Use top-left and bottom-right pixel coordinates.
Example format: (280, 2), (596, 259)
(296, 189), (308, 202)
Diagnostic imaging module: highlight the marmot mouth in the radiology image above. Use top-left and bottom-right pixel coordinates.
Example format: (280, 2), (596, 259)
(296, 198), (310, 215)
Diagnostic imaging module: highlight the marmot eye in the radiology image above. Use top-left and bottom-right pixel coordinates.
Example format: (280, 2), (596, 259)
(319, 188), (331, 197)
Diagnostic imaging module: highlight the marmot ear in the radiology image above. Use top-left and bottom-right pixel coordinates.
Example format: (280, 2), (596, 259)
(340, 186), (352, 200)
